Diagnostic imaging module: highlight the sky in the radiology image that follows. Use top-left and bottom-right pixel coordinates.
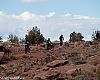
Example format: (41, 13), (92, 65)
(0, 0), (100, 41)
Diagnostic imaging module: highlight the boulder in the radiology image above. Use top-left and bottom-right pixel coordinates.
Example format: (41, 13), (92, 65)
(66, 69), (77, 76)
(33, 70), (60, 80)
(46, 60), (68, 68)
(66, 68), (81, 77)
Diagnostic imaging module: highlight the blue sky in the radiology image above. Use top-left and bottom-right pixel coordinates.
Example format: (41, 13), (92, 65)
(0, 0), (100, 17)
(0, 0), (100, 41)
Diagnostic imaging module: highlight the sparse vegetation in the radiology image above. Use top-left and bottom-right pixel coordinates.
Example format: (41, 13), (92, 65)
(68, 53), (86, 65)
(2, 53), (16, 61)
(69, 32), (84, 42)
(92, 30), (100, 41)
(19, 38), (25, 44)
(24, 61), (31, 72)
(83, 49), (98, 58)
(74, 69), (93, 80)
(91, 60), (99, 66)
(0, 36), (2, 40)
(25, 26), (45, 45)
(8, 34), (19, 43)
(96, 67), (100, 80)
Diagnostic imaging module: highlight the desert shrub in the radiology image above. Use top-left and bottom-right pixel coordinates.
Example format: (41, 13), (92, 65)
(92, 30), (100, 41)
(43, 54), (56, 65)
(84, 52), (95, 58)
(68, 53), (86, 65)
(83, 49), (98, 58)
(25, 26), (45, 45)
(0, 66), (6, 73)
(92, 30), (100, 49)
(4, 61), (20, 76)
(91, 60), (99, 66)
(13, 61), (20, 69)
(2, 53), (16, 61)
(74, 69), (93, 80)
(96, 67), (100, 80)
(24, 62), (31, 72)
(8, 34), (19, 43)
(69, 32), (84, 42)
(91, 67), (96, 73)
(75, 75), (90, 80)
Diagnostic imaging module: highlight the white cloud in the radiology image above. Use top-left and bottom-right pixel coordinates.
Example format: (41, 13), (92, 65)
(47, 12), (56, 17)
(0, 11), (3, 15)
(65, 13), (93, 19)
(22, 0), (46, 3)
(15, 11), (35, 20)
(0, 11), (100, 41)
(65, 13), (72, 17)
(73, 15), (91, 19)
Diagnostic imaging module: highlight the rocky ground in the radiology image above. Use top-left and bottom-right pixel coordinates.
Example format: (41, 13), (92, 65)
(0, 42), (100, 80)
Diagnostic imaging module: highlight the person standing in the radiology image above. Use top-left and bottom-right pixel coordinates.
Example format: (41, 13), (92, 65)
(59, 35), (64, 46)
(25, 41), (30, 54)
(46, 38), (52, 50)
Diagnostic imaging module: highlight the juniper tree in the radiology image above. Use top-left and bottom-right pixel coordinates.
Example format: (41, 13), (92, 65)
(69, 32), (84, 42)
(25, 26), (45, 45)
(0, 36), (2, 40)
(92, 30), (100, 41)
(8, 34), (19, 43)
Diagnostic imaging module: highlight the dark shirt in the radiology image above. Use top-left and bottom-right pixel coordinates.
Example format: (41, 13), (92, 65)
(59, 35), (64, 42)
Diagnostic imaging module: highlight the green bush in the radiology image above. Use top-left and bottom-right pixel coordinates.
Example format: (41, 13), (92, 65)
(69, 32), (84, 42)
(25, 26), (45, 45)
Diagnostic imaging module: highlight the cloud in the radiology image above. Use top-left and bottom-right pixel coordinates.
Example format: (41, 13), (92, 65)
(65, 13), (72, 17)
(22, 0), (46, 3)
(0, 11), (100, 41)
(47, 12), (56, 17)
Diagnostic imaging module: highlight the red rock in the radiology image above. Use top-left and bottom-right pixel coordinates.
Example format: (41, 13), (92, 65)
(46, 60), (68, 68)
(66, 69), (77, 75)
(33, 70), (60, 80)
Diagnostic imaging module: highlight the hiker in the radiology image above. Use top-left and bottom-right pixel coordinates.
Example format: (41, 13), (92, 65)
(25, 41), (30, 54)
(46, 38), (52, 50)
(59, 35), (64, 46)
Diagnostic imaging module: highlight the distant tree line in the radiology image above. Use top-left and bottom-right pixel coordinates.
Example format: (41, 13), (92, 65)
(8, 34), (19, 43)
